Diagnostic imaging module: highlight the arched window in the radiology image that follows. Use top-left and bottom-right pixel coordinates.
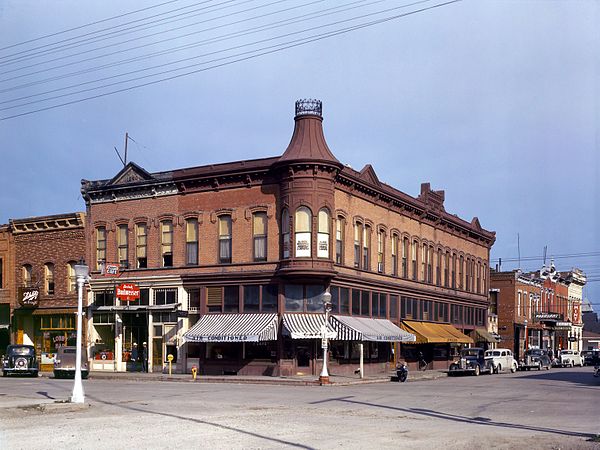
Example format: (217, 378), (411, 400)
(335, 216), (345, 264)
(294, 207), (311, 258)
(161, 220), (173, 267)
(67, 261), (76, 292)
(45, 263), (55, 295)
(354, 222), (362, 268)
(402, 237), (409, 278)
(117, 224), (129, 268)
(23, 264), (32, 286)
(391, 234), (398, 276)
(281, 209), (290, 259)
(253, 212), (267, 262)
(218, 215), (232, 264)
(317, 209), (330, 259)
(377, 230), (385, 273)
(363, 225), (371, 270)
(96, 226), (106, 270)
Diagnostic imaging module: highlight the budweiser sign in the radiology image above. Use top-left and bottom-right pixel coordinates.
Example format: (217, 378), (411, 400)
(116, 283), (140, 302)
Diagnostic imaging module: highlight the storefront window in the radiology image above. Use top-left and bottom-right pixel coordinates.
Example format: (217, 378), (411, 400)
(262, 285), (278, 312)
(224, 286), (239, 313)
(284, 284), (303, 312)
(244, 285), (260, 312)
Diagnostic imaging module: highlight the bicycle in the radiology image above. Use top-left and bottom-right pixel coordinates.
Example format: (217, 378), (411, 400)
(417, 358), (430, 371)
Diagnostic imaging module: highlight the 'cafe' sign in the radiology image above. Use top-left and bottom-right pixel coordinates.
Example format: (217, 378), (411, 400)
(18, 287), (40, 307)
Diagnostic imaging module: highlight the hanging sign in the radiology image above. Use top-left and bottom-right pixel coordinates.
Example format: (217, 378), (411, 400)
(116, 283), (140, 302)
(18, 287), (39, 308)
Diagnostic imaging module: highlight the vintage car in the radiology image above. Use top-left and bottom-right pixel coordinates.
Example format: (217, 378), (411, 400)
(449, 347), (492, 376)
(583, 350), (600, 366)
(484, 348), (518, 373)
(2, 345), (39, 377)
(53, 346), (89, 379)
(518, 348), (551, 371)
(559, 350), (584, 367)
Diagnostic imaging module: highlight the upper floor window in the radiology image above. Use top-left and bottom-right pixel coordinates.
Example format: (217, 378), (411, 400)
(362, 225), (370, 270)
(402, 237), (409, 278)
(436, 249), (442, 286)
(186, 218), (199, 265)
(444, 251), (450, 287)
(294, 207), (311, 258)
(354, 222), (362, 268)
(45, 263), (54, 295)
(317, 209), (330, 259)
(452, 253), (457, 289)
(477, 261), (482, 293)
(459, 255), (464, 290)
(253, 212), (267, 262)
(281, 209), (290, 259)
(421, 243), (427, 282)
(427, 246), (433, 283)
(335, 217), (344, 264)
(218, 215), (232, 264)
(117, 224), (129, 269)
(482, 263), (487, 294)
(161, 220), (173, 267)
(411, 240), (418, 281)
(136, 223), (147, 268)
(0, 258), (3, 289)
(22, 264), (32, 286)
(377, 230), (384, 273)
(96, 226), (106, 270)
(206, 286), (239, 313)
(154, 288), (178, 305)
(391, 234), (398, 276)
(67, 261), (76, 293)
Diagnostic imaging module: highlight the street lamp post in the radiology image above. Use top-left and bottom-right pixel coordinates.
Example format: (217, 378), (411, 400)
(523, 319), (528, 359)
(319, 290), (332, 385)
(71, 261), (89, 404)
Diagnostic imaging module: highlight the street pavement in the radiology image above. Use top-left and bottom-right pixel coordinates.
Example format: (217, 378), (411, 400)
(0, 366), (598, 449)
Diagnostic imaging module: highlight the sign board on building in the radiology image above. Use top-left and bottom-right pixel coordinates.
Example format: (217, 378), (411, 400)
(535, 312), (560, 321)
(116, 283), (140, 302)
(317, 233), (329, 258)
(18, 287), (39, 308)
(102, 263), (120, 276)
(568, 336), (577, 342)
(295, 232), (311, 257)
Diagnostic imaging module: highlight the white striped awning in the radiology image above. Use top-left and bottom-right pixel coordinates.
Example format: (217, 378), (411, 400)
(282, 314), (337, 339)
(331, 316), (416, 342)
(183, 313), (278, 343)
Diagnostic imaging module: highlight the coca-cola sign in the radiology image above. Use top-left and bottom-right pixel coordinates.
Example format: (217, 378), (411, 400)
(18, 287), (40, 307)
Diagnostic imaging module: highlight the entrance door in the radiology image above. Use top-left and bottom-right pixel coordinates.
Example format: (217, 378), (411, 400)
(152, 337), (163, 372)
(122, 312), (148, 371)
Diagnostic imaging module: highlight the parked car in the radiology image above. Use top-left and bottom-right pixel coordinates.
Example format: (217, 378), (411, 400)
(518, 348), (551, 371)
(485, 348), (518, 373)
(559, 350), (584, 367)
(449, 347), (492, 376)
(53, 346), (89, 379)
(582, 350), (600, 366)
(2, 345), (39, 377)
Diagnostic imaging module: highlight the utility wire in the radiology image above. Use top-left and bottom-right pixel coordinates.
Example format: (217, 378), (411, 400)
(0, 0), (226, 62)
(491, 251), (600, 263)
(0, 1), (446, 110)
(0, 0), (461, 121)
(0, 0), (336, 87)
(0, 0), (181, 53)
(0, 0), (384, 101)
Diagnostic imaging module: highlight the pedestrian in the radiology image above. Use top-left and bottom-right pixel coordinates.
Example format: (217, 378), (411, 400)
(131, 343), (138, 371)
(141, 342), (148, 372)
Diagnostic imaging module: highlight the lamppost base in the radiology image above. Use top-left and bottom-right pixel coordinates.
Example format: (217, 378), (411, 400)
(319, 375), (330, 385)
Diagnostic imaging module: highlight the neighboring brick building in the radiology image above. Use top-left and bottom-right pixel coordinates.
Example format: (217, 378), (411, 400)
(491, 262), (584, 360)
(81, 100), (496, 376)
(10, 213), (86, 371)
(0, 224), (14, 349)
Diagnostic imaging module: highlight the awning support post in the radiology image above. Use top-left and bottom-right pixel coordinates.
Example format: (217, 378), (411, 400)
(359, 343), (364, 379)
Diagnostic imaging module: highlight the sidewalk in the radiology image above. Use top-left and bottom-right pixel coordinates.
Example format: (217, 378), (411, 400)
(47, 368), (448, 386)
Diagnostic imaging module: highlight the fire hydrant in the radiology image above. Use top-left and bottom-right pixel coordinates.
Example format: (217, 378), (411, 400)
(191, 365), (198, 381)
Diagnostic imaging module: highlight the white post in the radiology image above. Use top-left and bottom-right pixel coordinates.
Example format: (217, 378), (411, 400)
(359, 343), (364, 379)
(319, 291), (332, 384)
(71, 262), (89, 404)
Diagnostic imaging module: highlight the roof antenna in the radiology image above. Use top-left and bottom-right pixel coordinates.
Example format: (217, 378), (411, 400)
(114, 132), (129, 167)
(543, 245), (547, 266)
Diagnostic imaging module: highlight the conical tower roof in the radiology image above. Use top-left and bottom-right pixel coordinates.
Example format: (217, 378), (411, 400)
(277, 99), (342, 167)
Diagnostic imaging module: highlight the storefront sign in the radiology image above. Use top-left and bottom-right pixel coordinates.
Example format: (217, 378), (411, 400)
(317, 233), (329, 258)
(573, 303), (581, 324)
(555, 321), (571, 329)
(568, 336), (577, 342)
(195, 334), (259, 342)
(535, 312), (560, 321)
(18, 287), (39, 307)
(116, 283), (140, 301)
(295, 232), (311, 257)
(102, 263), (120, 276)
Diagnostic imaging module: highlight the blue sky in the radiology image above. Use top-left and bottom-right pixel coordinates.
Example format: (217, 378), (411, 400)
(0, 0), (598, 303)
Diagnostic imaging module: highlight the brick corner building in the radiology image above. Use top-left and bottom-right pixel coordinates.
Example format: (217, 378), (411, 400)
(81, 99), (496, 376)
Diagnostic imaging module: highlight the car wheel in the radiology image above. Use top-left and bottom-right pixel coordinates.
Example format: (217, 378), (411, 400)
(2, 371), (6, 377)
(474, 365), (480, 376)
(497, 364), (502, 374)
(538, 362), (542, 371)
(511, 363), (517, 373)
